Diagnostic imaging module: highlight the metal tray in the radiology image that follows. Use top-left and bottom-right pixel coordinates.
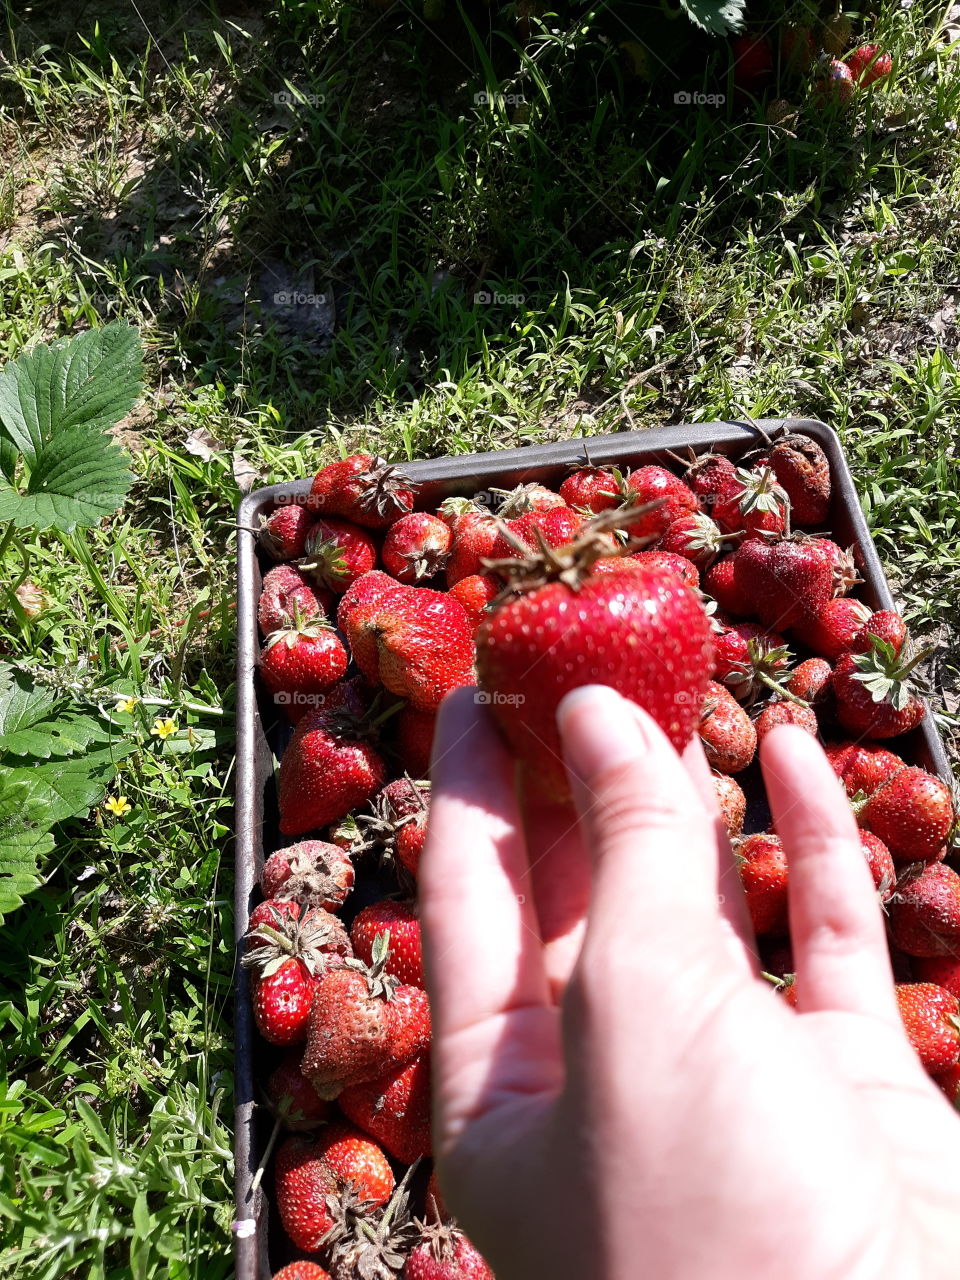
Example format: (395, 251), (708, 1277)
(233, 417), (950, 1278)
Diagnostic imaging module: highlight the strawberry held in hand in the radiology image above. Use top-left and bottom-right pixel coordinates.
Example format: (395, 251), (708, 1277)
(475, 508), (714, 798)
(307, 453), (417, 529)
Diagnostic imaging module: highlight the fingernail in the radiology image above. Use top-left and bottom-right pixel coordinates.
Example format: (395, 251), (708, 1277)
(556, 685), (650, 782)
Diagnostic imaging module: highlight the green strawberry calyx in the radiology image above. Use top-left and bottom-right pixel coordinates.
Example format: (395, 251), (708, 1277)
(849, 636), (932, 710)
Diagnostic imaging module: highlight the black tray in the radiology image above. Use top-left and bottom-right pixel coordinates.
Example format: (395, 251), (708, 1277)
(233, 417), (950, 1279)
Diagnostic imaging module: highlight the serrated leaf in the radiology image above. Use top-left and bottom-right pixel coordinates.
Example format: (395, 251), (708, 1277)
(678, 0), (745, 33)
(0, 322), (142, 532)
(5, 741), (134, 824)
(0, 778), (56, 924)
(0, 672), (114, 758)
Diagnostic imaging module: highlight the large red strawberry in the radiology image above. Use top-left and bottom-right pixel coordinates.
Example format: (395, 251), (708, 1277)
(275, 1126), (395, 1252)
(267, 1053), (331, 1131)
(559, 466), (621, 514)
(793, 598), (872, 661)
(475, 516), (714, 798)
(699, 681), (757, 774)
(301, 939), (431, 1098)
(889, 864), (960, 958)
(351, 902), (424, 987)
(823, 740), (906, 797)
(846, 43), (892, 87)
(733, 536), (833, 631)
(278, 700), (388, 835)
(259, 502), (316, 561)
(761, 433), (831, 525)
(832, 640), (926, 739)
(913, 956), (960, 1000)
(622, 465), (697, 540)
(307, 454), (417, 529)
(261, 839), (356, 911)
(345, 585), (476, 712)
(299, 517), (379, 592)
(894, 984), (960, 1073)
(738, 833), (789, 936)
(447, 573), (499, 632)
(404, 1222), (494, 1279)
(258, 564), (330, 635)
(487, 507), (585, 562)
(383, 513), (453, 583)
(859, 766), (953, 864)
(337, 570), (402, 634)
(703, 553), (753, 617)
(259, 618), (348, 719)
(339, 1049), (432, 1164)
(712, 466), (787, 540)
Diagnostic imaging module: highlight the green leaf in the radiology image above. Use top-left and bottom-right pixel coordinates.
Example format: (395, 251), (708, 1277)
(0, 322), (142, 532)
(6, 741), (134, 825)
(677, 0), (745, 33)
(0, 670), (115, 758)
(0, 778), (56, 924)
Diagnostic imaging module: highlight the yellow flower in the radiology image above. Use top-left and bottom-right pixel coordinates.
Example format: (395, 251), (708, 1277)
(115, 696), (139, 714)
(150, 717), (178, 740)
(104, 795), (132, 817)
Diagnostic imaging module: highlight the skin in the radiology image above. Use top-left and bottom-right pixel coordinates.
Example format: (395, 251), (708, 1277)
(420, 684), (960, 1280)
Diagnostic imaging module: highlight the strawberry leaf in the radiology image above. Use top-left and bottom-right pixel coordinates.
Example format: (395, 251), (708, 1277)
(0, 777), (56, 924)
(0, 322), (142, 532)
(678, 0), (746, 34)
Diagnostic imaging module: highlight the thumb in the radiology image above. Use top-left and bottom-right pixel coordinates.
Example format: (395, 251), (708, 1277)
(555, 685), (726, 961)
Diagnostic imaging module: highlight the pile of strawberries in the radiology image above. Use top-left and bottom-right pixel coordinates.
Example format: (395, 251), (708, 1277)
(247, 437), (960, 1277)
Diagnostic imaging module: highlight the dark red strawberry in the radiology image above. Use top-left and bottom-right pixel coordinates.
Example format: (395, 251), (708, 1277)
(762, 433), (831, 525)
(339, 1049), (432, 1164)
(275, 1126), (395, 1252)
(301, 938), (431, 1098)
(859, 830), (896, 902)
(933, 1062), (960, 1104)
(307, 454), (417, 529)
(794, 598), (872, 661)
(889, 864), (960, 958)
(733, 536), (834, 631)
(832, 641), (926, 739)
(731, 34), (773, 93)
(712, 771), (746, 838)
(712, 621), (790, 704)
(443, 506), (500, 587)
(848, 609), (907, 657)
(404, 1221), (495, 1279)
(754, 699), (818, 743)
(823, 740), (906, 798)
(246, 896), (300, 943)
(259, 564), (330, 635)
(447, 573), (499, 632)
(738, 833), (789, 936)
(245, 906), (353, 1045)
(259, 502), (316, 561)
(685, 452), (740, 514)
(559, 466), (621, 513)
(894, 983), (960, 1073)
(860, 767), (953, 864)
(383, 513), (452, 583)
(786, 657), (832, 705)
(913, 956), (960, 1000)
(476, 515), (714, 798)
(846, 43), (892, 87)
(700, 681), (757, 774)
(703, 553), (753, 617)
(630, 549), (700, 589)
(622, 465), (697, 540)
(261, 839), (356, 911)
(779, 26), (814, 74)
(351, 901), (424, 987)
(298, 517), (378, 593)
(356, 779), (431, 878)
(260, 618), (348, 720)
(278, 703), (388, 836)
(337, 570), (402, 635)
(267, 1053), (331, 1131)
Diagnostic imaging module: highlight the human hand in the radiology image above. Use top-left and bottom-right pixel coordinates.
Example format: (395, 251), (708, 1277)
(419, 684), (960, 1280)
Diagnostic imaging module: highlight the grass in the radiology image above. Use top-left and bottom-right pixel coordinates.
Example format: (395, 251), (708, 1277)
(0, 0), (959, 1272)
